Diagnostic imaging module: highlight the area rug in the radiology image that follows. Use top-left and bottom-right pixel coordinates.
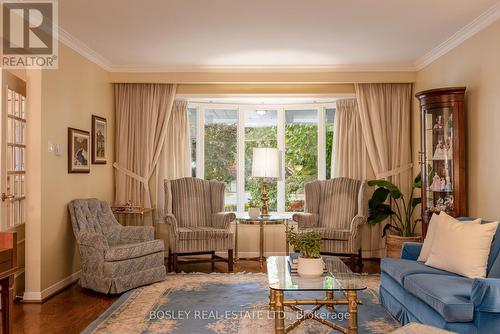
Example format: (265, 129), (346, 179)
(83, 273), (399, 334)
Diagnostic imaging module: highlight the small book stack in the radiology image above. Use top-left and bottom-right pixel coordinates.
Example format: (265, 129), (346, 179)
(287, 253), (327, 274)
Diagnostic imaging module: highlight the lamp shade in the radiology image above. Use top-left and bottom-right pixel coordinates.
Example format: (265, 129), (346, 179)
(251, 148), (282, 180)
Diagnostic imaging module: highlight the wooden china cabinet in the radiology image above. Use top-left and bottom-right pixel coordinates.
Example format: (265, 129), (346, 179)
(416, 87), (467, 237)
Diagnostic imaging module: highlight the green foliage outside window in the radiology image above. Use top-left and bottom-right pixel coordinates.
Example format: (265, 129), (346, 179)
(203, 121), (334, 212)
(285, 124), (318, 211)
(204, 123), (237, 212)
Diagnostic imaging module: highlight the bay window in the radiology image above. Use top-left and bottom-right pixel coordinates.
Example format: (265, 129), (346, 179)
(187, 102), (335, 212)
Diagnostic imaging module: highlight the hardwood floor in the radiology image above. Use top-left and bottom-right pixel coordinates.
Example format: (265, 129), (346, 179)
(13, 258), (380, 334)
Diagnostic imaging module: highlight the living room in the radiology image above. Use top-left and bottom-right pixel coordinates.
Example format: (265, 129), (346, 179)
(2, 1), (500, 333)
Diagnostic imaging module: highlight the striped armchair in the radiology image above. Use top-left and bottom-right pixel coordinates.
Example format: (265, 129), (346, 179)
(164, 177), (235, 272)
(292, 177), (367, 272)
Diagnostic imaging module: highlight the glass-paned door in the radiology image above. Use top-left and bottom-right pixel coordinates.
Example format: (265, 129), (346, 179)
(1, 70), (27, 296)
(424, 107), (454, 213)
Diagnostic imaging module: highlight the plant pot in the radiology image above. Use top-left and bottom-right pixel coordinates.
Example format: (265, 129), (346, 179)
(297, 257), (324, 278)
(248, 207), (260, 219)
(386, 234), (422, 258)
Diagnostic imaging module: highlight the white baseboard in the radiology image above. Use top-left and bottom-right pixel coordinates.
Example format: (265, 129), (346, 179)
(23, 270), (81, 302)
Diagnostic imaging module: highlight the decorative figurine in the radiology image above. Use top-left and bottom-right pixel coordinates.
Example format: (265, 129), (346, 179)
(434, 115), (443, 129)
(445, 135), (453, 155)
(440, 177), (446, 191)
(430, 174), (442, 191)
(445, 176), (452, 192)
(433, 139), (446, 160)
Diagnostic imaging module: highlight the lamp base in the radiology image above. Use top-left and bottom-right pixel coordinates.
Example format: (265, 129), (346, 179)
(260, 179), (270, 218)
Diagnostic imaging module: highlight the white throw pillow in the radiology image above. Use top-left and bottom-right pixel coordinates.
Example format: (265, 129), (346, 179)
(417, 212), (480, 262)
(425, 218), (499, 278)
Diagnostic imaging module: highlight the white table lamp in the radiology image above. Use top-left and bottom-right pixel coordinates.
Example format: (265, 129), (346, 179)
(252, 148), (282, 217)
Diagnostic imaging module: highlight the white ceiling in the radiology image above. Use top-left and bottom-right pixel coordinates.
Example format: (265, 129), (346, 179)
(58, 0), (500, 71)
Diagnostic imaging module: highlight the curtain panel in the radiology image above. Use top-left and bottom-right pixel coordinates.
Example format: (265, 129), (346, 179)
(113, 83), (177, 208)
(355, 83), (413, 257)
(331, 98), (366, 179)
(155, 100), (191, 217)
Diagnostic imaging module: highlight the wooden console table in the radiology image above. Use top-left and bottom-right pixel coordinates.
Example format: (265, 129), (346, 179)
(0, 232), (17, 334)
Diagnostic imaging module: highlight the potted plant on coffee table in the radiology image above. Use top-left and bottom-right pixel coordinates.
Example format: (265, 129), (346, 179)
(367, 173), (423, 258)
(286, 227), (323, 277)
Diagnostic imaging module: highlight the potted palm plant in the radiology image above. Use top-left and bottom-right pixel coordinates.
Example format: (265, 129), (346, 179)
(286, 227), (323, 277)
(367, 174), (422, 258)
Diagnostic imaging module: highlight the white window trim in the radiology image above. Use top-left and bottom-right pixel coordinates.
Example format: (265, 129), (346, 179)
(189, 102), (336, 213)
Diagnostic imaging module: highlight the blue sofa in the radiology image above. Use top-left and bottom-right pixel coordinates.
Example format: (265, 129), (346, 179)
(380, 220), (500, 333)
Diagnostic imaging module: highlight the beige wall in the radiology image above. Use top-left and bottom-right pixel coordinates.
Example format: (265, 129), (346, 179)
(26, 44), (114, 294)
(413, 19), (500, 221)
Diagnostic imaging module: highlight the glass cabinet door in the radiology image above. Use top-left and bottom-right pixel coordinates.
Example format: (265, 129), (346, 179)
(424, 107), (454, 214)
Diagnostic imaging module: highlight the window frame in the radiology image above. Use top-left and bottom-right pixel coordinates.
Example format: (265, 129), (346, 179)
(188, 102), (336, 213)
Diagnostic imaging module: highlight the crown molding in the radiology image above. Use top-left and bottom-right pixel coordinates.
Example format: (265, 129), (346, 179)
(106, 64), (416, 73)
(415, 1), (500, 70)
(58, 27), (113, 71)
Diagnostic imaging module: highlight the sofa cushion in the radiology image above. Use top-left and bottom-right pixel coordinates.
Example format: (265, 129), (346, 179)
(105, 239), (164, 261)
(177, 226), (231, 240)
(404, 274), (474, 322)
(381, 258), (452, 286)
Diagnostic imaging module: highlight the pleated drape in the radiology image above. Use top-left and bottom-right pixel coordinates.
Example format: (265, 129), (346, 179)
(113, 83), (176, 208)
(355, 83), (413, 257)
(155, 100), (192, 217)
(331, 98), (366, 180)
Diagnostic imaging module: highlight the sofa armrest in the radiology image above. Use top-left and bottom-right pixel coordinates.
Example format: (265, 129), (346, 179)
(119, 226), (155, 242)
(401, 242), (423, 261)
(212, 212), (236, 229)
(78, 232), (109, 251)
(292, 213), (319, 229)
(472, 278), (500, 313)
(164, 214), (179, 236)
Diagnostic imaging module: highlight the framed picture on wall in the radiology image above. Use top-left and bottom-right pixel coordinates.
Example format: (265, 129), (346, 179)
(68, 128), (90, 173)
(91, 115), (107, 164)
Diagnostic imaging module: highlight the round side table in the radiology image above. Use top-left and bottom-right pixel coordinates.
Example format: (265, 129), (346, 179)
(235, 213), (290, 268)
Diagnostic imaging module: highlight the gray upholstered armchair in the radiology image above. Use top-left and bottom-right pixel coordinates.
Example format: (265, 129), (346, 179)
(68, 199), (166, 294)
(292, 177), (367, 271)
(164, 177), (235, 272)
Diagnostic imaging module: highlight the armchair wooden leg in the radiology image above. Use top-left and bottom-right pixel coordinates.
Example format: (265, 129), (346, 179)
(228, 249), (234, 273)
(357, 249), (364, 273)
(211, 251), (216, 272)
(350, 254), (356, 272)
(173, 253), (179, 273)
(167, 249), (172, 272)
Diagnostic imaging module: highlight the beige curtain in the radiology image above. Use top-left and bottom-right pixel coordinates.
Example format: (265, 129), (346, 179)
(331, 98), (380, 258)
(355, 83), (413, 256)
(331, 99), (366, 179)
(113, 83), (177, 208)
(155, 100), (191, 217)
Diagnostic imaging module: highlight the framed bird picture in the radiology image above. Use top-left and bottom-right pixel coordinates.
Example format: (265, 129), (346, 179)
(68, 127), (90, 173)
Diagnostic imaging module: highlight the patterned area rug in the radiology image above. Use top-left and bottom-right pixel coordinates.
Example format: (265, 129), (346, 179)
(83, 273), (399, 334)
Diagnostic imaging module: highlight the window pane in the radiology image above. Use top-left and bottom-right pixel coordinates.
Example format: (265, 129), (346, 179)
(285, 110), (318, 212)
(326, 108), (335, 179)
(244, 110), (278, 211)
(204, 109), (238, 212)
(188, 108), (197, 177)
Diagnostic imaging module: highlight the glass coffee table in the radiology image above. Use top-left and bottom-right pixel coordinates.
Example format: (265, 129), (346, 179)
(267, 256), (367, 334)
